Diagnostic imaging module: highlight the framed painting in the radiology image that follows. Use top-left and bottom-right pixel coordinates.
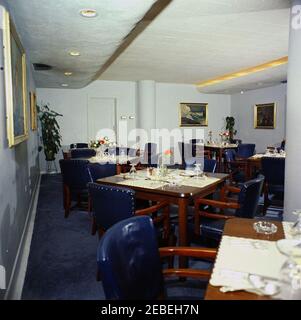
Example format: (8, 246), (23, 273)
(179, 102), (208, 127)
(3, 10), (28, 147)
(254, 103), (276, 129)
(30, 92), (37, 131)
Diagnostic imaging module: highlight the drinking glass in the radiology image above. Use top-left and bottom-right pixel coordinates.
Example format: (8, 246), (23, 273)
(290, 209), (301, 239)
(129, 163), (137, 178)
(194, 163), (203, 178)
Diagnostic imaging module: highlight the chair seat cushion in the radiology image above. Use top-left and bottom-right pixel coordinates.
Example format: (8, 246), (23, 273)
(200, 218), (227, 242)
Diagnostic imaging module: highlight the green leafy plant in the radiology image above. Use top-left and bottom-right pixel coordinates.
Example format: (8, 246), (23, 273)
(225, 116), (237, 142)
(37, 104), (63, 161)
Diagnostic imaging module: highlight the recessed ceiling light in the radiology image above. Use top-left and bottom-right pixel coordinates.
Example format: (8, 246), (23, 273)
(69, 51), (80, 57)
(240, 90), (244, 94)
(61, 84), (69, 87)
(64, 72), (73, 76)
(80, 9), (97, 18)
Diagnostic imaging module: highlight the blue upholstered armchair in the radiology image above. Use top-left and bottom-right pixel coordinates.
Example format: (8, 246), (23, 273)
(88, 163), (116, 182)
(193, 175), (264, 243)
(70, 148), (96, 159)
(236, 143), (255, 159)
(261, 157), (285, 214)
(224, 149), (247, 183)
(59, 159), (93, 218)
(97, 216), (217, 300)
(70, 143), (88, 149)
(88, 183), (174, 247)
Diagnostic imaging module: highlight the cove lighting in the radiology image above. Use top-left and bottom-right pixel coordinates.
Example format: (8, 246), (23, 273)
(196, 56), (288, 89)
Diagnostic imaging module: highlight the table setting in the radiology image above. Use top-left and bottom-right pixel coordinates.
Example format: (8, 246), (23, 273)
(209, 210), (301, 299)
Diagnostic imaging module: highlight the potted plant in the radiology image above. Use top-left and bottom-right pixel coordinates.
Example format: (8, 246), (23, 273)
(37, 104), (63, 162)
(225, 116), (237, 143)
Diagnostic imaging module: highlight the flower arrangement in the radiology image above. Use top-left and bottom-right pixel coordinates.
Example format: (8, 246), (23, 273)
(89, 136), (111, 148)
(219, 131), (230, 138)
(163, 149), (173, 157)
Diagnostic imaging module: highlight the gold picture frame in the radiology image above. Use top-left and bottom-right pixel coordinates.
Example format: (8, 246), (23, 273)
(254, 103), (276, 129)
(30, 92), (37, 131)
(3, 10), (28, 147)
(179, 102), (208, 127)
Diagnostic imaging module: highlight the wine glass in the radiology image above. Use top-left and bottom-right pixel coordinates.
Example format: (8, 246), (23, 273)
(194, 163), (203, 178)
(290, 209), (301, 239)
(129, 163), (137, 178)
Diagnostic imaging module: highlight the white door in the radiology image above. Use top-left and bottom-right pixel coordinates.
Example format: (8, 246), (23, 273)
(87, 97), (116, 142)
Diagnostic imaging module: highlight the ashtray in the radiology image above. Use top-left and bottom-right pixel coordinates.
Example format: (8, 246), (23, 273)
(253, 221), (278, 234)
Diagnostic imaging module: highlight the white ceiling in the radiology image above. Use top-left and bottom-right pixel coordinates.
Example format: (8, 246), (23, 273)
(5, 0), (157, 88)
(100, 0), (290, 93)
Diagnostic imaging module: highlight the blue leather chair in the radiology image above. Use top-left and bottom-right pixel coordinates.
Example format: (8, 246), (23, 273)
(70, 148), (96, 159)
(280, 140), (285, 151)
(70, 143), (88, 149)
(88, 163), (116, 182)
(261, 157), (285, 214)
(143, 143), (157, 166)
(236, 143), (255, 158)
(203, 159), (217, 173)
(88, 183), (172, 247)
(183, 158), (216, 173)
(232, 139), (242, 145)
(193, 175), (264, 243)
(224, 149), (246, 183)
(59, 159), (93, 218)
(97, 216), (217, 300)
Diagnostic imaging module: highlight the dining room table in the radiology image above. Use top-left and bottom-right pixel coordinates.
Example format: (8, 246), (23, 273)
(97, 168), (229, 267)
(205, 217), (290, 300)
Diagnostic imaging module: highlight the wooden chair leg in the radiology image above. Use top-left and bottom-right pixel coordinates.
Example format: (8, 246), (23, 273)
(64, 185), (71, 218)
(91, 216), (97, 235)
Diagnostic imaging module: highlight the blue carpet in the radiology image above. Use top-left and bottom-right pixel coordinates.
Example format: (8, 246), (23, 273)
(22, 174), (211, 300)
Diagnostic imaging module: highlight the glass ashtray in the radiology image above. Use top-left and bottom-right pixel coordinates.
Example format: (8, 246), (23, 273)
(253, 221), (278, 234)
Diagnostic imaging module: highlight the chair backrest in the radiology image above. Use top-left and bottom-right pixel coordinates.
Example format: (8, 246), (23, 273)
(261, 157), (285, 186)
(280, 140), (285, 150)
(70, 148), (96, 159)
(59, 159), (92, 190)
(235, 175), (265, 218)
(142, 143), (157, 165)
(190, 139), (201, 144)
(204, 159), (217, 173)
(232, 139), (242, 145)
(224, 149), (236, 162)
(97, 216), (164, 300)
(88, 163), (116, 182)
(88, 183), (136, 231)
(237, 144), (255, 158)
(70, 143), (88, 149)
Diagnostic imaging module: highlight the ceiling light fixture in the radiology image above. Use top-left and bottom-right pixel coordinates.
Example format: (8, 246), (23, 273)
(64, 72), (73, 76)
(196, 56), (288, 89)
(69, 51), (80, 57)
(240, 90), (244, 94)
(80, 9), (97, 18)
(61, 84), (69, 87)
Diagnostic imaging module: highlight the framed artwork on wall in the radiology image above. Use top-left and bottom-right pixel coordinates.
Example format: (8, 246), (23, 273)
(3, 10), (28, 147)
(254, 103), (276, 129)
(30, 92), (37, 131)
(179, 102), (208, 127)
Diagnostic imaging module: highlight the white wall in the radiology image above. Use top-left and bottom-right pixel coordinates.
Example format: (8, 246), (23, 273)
(231, 84), (287, 153)
(156, 83), (231, 140)
(0, 4), (39, 299)
(37, 80), (137, 171)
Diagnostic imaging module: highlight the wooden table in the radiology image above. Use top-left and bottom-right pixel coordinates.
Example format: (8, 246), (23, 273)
(205, 218), (285, 300)
(204, 144), (238, 172)
(97, 171), (228, 267)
